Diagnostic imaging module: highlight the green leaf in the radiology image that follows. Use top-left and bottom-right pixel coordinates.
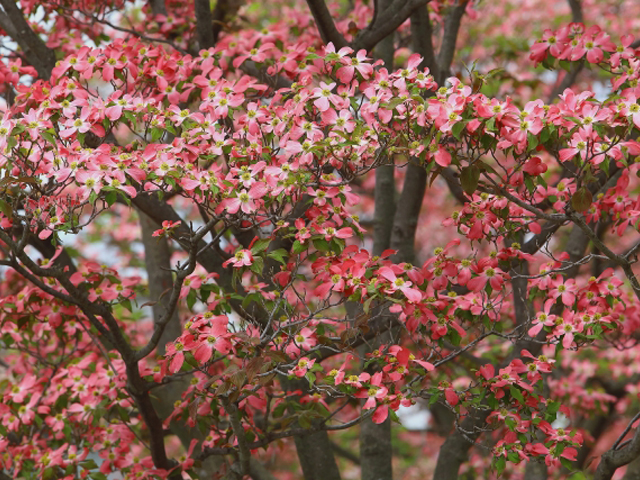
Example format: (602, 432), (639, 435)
(292, 240), (307, 255)
(186, 289), (197, 310)
(105, 191), (117, 207)
(250, 256), (264, 275)
(41, 130), (58, 145)
(460, 165), (480, 195)
(494, 456), (506, 476)
(120, 299), (133, 313)
(312, 238), (330, 252)
(363, 296), (374, 314)
(509, 386), (525, 404)
(267, 248), (288, 264)
(524, 176), (535, 194)
(251, 238), (271, 255)
(451, 121), (466, 140)
(571, 187), (592, 212)
(0, 198), (11, 217)
(540, 127), (550, 143)
(298, 413), (312, 429)
(547, 400), (560, 415)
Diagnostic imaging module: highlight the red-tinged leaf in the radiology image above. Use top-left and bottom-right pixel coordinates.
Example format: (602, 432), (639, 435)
(571, 187), (592, 212)
(445, 388), (459, 406)
(460, 165), (480, 195)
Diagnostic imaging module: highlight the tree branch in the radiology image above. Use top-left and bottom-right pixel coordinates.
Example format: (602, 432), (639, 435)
(436, 0), (467, 84)
(0, 0), (56, 78)
(353, 0), (431, 52)
(389, 162), (427, 263)
(568, 0), (583, 23)
(595, 415), (640, 480)
(149, 0), (167, 15)
(305, 0), (349, 49)
(194, 0), (215, 50)
(138, 210), (182, 357)
(223, 396), (252, 478)
(410, 3), (439, 77)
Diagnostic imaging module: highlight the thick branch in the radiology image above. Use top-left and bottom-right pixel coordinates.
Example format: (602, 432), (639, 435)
(410, 3), (439, 78)
(194, 0), (215, 50)
(139, 211), (181, 357)
(331, 441), (360, 464)
(436, 0), (466, 84)
(223, 397), (252, 478)
(149, 0), (167, 15)
(0, 0), (56, 78)
(281, 378), (341, 480)
(389, 163), (427, 263)
(524, 460), (548, 480)
(353, 0), (430, 52)
(306, 0), (348, 49)
(249, 459), (279, 480)
(595, 417), (640, 480)
(132, 194), (260, 319)
(568, 0), (583, 23)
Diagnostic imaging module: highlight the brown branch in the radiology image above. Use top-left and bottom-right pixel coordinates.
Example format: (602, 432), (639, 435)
(548, 63), (584, 102)
(595, 415), (640, 480)
(223, 396), (252, 478)
(568, 0), (583, 23)
(389, 162), (427, 263)
(0, 0), (56, 78)
(212, 0), (241, 45)
(410, 3), (439, 78)
(305, 0), (349, 49)
(194, 0), (215, 50)
(436, 0), (467, 84)
(138, 210), (182, 357)
(149, 0), (167, 15)
(331, 441), (361, 464)
(248, 459), (279, 480)
(127, 363), (181, 477)
(353, 0), (431, 53)
(547, 0), (584, 101)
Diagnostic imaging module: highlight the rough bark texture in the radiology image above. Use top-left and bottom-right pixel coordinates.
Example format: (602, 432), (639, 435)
(372, 0), (397, 259)
(436, 1), (466, 84)
(409, 4), (439, 79)
(361, 8), (396, 478)
(149, 0), (167, 15)
(139, 211), (182, 356)
(293, 432), (343, 480)
(0, 0), (56, 79)
(524, 461), (548, 480)
(194, 0), (215, 49)
(624, 456), (640, 480)
(282, 378), (342, 480)
(360, 417), (392, 480)
(389, 163), (427, 263)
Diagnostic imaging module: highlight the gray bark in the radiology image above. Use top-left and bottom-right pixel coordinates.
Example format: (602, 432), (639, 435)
(524, 461), (548, 480)
(139, 211), (182, 356)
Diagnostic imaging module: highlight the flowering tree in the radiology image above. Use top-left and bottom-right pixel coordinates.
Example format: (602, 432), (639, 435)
(4, 0), (640, 479)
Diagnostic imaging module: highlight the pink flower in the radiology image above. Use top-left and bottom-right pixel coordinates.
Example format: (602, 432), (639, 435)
(378, 266), (422, 302)
(152, 220), (181, 237)
(289, 357), (315, 377)
(193, 319), (232, 364)
(223, 249), (254, 268)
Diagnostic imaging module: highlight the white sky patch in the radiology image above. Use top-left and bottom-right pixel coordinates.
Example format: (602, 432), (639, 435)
(397, 403), (432, 431)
